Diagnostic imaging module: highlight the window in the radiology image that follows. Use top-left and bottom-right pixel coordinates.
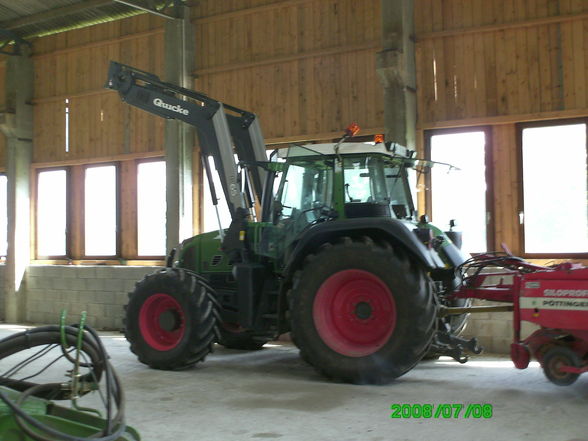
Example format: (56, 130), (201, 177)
(521, 121), (587, 255)
(37, 169), (68, 257)
(0, 174), (7, 257)
(274, 156), (334, 235)
(84, 165), (118, 256)
(426, 129), (491, 254)
(137, 161), (166, 256)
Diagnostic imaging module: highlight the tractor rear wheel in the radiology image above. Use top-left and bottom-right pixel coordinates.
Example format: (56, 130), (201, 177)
(290, 237), (436, 384)
(124, 268), (219, 370)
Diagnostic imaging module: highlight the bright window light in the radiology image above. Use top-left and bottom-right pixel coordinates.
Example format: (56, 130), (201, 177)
(37, 170), (67, 256)
(203, 156), (233, 232)
(522, 123), (587, 253)
(0, 175), (7, 256)
(430, 131), (488, 253)
(85, 165), (117, 256)
(137, 161), (166, 256)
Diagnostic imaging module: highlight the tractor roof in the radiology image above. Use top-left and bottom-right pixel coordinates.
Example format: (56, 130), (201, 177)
(277, 142), (413, 159)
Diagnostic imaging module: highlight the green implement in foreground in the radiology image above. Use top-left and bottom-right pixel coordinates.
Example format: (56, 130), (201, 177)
(0, 318), (140, 441)
(0, 386), (140, 441)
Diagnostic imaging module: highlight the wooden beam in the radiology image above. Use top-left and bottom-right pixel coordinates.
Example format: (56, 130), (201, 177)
(194, 0), (316, 25)
(33, 88), (109, 104)
(417, 12), (588, 41)
(418, 109), (588, 130)
(32, 28), (164, 59)
(31, 150), (164, 169)
(194, 41), (381, 76)
(265, 127), (385, 145)
(0, 0), (115, 31)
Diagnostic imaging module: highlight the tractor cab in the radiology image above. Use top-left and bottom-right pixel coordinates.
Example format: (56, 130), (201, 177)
(261, 143), (419, 256)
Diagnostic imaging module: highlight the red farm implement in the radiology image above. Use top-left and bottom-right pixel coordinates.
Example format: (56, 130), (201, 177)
(447, 253), (588, 386)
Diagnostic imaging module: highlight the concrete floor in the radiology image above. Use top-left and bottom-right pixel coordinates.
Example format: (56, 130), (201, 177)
(0, 324), (587, 441)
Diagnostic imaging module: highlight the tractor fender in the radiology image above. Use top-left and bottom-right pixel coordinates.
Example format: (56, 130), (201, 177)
(282, 218), (444, 281)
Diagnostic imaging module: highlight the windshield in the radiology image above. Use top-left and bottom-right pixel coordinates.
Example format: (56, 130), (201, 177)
(275, 157), (334, 222)
(343, 155), (414, 219)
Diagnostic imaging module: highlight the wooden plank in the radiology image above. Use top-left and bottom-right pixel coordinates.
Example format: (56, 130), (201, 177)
(492, 29), (507, 115)
(571, 17), (586, 109)
(417, 107), (588, 130)
(525, 25), (541, 113)
(195, 39), (380, 75)
(548, 23), (563, 110)
(472, 34), (487, 117)
(32, 150), (164, 168)
(537, 24), (553, 111)
(68, 165), (83, 259)
(560, 21), (575, 109)
(432, 37), (447, 122)
(33, 28), (164, 60)
(491, 124), (520, 253)
(515, 27), (530, 114)
(120, 160), (138, 258)
(417, 11), (588, 40)
(195, 0), (315, 25)
(585, 18), (588, 108)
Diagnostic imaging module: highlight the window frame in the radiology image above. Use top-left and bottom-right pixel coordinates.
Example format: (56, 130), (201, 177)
(135, 157), (167, 259)
(0, 172), (7, 258)
(35, 166), (71, 260)
(517, 118), (588, 259)
(424, 126), (495, 253)
(82, 162), (121, 259)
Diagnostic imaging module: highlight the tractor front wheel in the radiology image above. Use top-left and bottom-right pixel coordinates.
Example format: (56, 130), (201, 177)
(290, 237), (436, 384)
(124, 268), (219, 370)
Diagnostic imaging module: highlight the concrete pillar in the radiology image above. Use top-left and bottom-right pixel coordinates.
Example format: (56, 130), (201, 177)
(0, 47), (33, 322)
(164, 5), (195, 252)
(376, 0), (416, 150)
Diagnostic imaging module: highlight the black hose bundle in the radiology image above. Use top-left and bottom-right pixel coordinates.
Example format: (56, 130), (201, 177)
(0, 324), (129, 441)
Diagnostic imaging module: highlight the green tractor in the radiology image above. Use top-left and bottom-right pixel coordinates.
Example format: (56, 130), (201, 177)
(106, 62), (474, 384)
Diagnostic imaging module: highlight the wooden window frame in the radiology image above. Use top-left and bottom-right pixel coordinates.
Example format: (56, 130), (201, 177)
(517, 118), (588, 259)
(424, 126), (495, 253)
(35, 167), (71, 260)
(82, 162), (121, 260)
(0, 173), (7, 258)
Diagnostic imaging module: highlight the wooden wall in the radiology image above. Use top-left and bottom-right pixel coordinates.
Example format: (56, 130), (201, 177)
(32, 14), (166, 164)
(414, 0), (588, 256)
(415, 0), (588, 124)
(192, 0), (383, 143)
(1, 0), (583, 259)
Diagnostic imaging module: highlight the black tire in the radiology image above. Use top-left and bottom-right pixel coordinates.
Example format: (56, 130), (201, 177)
(290, 237), (436, 384)
(218, 324), (268, 350)
(542, 346), (581, 386)
(124, 268), (220, 370)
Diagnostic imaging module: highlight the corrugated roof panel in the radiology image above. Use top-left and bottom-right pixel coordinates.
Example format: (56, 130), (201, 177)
(0, 1), (144, 39)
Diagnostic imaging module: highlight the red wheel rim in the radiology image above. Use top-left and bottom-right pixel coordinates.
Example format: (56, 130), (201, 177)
(139, 293), (185, 351)
(313, 269), (396, 357)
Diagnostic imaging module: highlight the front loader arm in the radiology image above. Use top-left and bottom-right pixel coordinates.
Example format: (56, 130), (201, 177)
(105, 61), (267, 217)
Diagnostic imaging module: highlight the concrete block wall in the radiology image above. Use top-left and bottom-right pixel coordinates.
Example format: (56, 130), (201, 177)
(24, 265), (161, 330)
(1, 264), (531, 355)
